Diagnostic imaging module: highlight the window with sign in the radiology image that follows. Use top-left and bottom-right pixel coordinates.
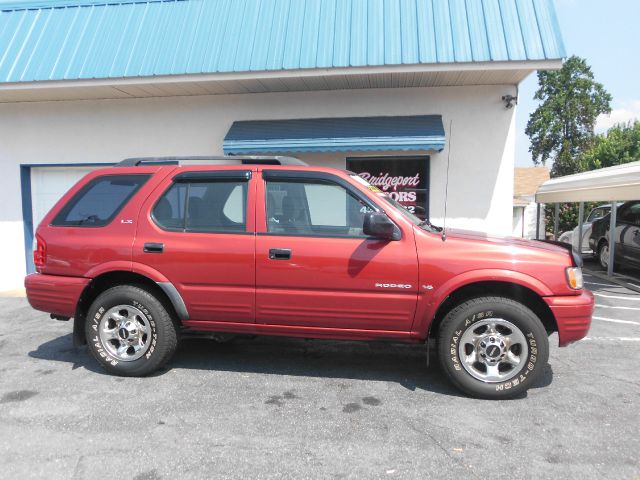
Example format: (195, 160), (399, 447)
(346, 156), (429, 220)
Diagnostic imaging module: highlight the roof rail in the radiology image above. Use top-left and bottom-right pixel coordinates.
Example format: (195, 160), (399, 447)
(116, 155), (308, 167)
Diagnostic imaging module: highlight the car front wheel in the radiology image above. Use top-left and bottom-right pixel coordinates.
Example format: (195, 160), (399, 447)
(437, 296), (549, 399)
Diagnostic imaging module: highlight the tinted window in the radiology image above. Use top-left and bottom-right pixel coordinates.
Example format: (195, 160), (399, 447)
(587, 207), (608, 223)
(619, 202), (640, 225)
(153, 180), (247, 233)
(265, 180), (373, 237)
(52, 174), (149, 227)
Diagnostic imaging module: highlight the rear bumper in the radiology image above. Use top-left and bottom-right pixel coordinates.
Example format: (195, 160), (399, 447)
(545, 289), (594, 346)
(24, 273), (89, 317)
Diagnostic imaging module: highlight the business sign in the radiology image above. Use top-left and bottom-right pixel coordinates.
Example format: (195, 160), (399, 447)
(347, 156), (429, 220)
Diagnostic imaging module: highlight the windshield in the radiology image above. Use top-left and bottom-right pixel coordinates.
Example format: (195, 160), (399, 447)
(350, 174), (442, 232)
(587, 206), (609, 223)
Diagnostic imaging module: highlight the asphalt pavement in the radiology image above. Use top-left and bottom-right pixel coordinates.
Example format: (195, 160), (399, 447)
(0, 276), (638, 480)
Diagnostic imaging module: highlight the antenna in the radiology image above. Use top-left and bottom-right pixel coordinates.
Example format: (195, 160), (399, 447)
(442, 120), (452, 242)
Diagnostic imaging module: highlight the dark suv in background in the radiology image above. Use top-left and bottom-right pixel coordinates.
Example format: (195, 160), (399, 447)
(590, 200), (640, 270)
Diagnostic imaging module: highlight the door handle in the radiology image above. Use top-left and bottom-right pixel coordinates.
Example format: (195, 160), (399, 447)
(144, 242), (164, 253)
(269, 248), (291, 260)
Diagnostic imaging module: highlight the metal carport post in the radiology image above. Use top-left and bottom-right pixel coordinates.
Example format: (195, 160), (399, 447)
(535, 160), (640, 277)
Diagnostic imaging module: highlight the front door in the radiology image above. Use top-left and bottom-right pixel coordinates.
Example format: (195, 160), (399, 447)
(255, 170), (419, 332)
(133, 168), (256, 323)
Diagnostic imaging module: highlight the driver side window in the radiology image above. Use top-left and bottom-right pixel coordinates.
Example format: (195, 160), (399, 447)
(265, 180), (373, 237)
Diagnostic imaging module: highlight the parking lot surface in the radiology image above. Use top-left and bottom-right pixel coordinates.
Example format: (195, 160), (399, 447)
(1, 274), (639, 480)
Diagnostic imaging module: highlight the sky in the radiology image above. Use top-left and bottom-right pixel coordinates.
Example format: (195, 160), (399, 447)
(515, 0), (640, 166)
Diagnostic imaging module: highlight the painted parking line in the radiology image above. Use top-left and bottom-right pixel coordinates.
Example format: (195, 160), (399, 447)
(584, 337), (640, 342)
(585, 281), (617, 287)
(593, 293), (640, 301)
(596, 304), (640, 311)
(592, 316), (640, 326)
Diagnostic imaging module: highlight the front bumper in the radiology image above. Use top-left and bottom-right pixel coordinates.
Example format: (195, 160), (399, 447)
(25, 273), (89, 317)
(544, 289), (594, 346)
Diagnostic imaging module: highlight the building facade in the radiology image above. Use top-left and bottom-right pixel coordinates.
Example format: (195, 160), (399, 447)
(0, 0), (565, 290)
(513, 167), (550, 238)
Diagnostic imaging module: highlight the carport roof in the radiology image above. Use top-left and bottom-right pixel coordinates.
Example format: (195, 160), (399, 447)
(535, 161), (640, 203)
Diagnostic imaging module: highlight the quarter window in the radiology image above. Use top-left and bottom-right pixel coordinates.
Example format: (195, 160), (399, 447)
(52, 174), (149, 227)
(265, 180), (373, 237)
(153, 180), (248, 233)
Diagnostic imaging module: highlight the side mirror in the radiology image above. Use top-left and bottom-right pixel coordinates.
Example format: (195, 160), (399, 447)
(363, 212), (401, 241)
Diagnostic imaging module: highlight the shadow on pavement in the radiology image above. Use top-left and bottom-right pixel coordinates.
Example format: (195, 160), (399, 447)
(29, 333), (553, 398)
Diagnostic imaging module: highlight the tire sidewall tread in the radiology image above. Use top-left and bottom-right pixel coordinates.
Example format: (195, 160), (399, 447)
(85, 285), (178, 377)
(437, 296), (549, 400)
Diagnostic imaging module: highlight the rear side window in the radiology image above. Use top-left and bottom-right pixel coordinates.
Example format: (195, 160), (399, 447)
(153, 180), (248, 233)
(52, 174), (149, 227)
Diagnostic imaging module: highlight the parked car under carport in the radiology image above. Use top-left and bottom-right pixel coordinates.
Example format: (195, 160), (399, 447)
(535, 160), (640, 277)
(590, 200), (640, 271)
(558, 204), (614, 255)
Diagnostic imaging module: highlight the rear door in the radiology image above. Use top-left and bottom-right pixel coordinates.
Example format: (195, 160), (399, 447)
(133, 168), (256, 323)
(255, 170), (419, 332)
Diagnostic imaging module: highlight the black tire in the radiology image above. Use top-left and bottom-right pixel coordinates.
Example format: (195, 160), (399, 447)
(598, 240), (617, 271)
(437, 296), (549, 399)
(85, 285), (179, 376)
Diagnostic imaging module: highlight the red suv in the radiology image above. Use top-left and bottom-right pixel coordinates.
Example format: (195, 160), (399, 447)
(25, 156), (594, 399)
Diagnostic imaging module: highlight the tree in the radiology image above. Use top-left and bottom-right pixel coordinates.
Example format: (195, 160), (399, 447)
(526, 56), (612, 177)
(545, 122), (640, 235)
(581, 120), (640, 170)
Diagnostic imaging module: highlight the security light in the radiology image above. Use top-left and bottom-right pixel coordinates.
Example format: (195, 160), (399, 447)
(502, 94), (518, 109)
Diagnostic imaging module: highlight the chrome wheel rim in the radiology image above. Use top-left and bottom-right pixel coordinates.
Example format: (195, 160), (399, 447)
(600, 244), (609, 268)
(98, 305), (152, 361)
(458, 318), (529, 383)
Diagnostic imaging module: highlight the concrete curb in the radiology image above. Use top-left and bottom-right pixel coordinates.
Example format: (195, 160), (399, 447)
(0, 288), (26, 298)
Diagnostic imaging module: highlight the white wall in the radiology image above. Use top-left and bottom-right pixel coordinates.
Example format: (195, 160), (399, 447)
(521, 199), (546, 239)
(0, 85), (516, 290)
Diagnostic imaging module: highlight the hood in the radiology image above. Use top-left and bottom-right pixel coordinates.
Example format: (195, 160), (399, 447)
(443, 228), (570, 255)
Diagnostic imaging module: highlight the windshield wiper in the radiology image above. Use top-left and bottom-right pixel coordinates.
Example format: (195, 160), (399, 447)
(418, 219), (443, 233)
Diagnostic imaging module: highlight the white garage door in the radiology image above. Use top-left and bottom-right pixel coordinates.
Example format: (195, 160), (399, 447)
(30, 166), (102, 229)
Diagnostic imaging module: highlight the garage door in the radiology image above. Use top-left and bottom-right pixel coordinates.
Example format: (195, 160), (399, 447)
(30, 166), (103, 230)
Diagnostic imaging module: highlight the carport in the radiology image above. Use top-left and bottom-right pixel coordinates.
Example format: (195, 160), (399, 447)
(535, 160), (640, 276)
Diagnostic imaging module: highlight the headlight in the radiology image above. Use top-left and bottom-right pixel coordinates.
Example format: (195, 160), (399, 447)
(566, 267), (584, 290)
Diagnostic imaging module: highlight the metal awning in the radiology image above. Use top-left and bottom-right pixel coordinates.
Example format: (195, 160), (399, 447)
(535, 160), (640, 277)
(536, 160), (640, 203)
(223, 115), (446, 155)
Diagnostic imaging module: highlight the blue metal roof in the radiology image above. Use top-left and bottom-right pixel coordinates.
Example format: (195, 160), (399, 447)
(223, 115), (446, 154)
(0, 0), (565, 84)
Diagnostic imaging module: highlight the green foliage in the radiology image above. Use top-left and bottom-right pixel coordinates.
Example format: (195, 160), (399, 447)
(581, 121), (640, 170)
(545, 201), (600, 236)
(546, 122), (640, 235)
(526, 56), (612, 176)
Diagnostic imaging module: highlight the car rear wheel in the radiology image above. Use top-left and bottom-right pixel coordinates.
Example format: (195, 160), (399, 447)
(85, 285), (179, 376)
(598, 241), (614, 270)
(437, 296), (549, 399)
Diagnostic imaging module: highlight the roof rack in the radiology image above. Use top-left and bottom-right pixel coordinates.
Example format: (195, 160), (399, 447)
(116, 155), (308, 167)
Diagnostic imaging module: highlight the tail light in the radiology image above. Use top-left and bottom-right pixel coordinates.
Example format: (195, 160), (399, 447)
(33, 234), (46, 270)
